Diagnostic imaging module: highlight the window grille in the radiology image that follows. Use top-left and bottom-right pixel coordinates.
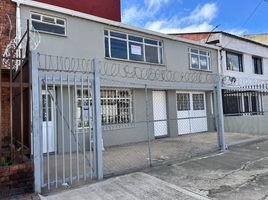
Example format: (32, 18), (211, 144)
(177, 93), (190, 111)
(76, 88), (133, 128)
(193, 94), (205, 110)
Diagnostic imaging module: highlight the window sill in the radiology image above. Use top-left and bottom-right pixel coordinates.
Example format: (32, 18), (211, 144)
(105, 57), (166, 67)
(102, 123), (136, 131)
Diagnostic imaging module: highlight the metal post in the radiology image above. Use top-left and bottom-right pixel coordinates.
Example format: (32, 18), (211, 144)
(216, 79), (226, 151)
(93, 59), (103, 180)
(31, 51), (42, 193)
(145, 85), (152, 167)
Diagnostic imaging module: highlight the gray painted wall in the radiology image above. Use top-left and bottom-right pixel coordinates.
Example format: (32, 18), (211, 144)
(20, 5), (219, 147)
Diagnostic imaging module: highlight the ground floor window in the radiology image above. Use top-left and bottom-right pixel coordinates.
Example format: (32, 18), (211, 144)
(101, 89), (133, 125)
(223, 90), (263, 116)
(76, 88), (133, 128)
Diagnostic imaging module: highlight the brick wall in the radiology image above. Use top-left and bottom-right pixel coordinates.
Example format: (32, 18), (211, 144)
(0, 0), (16, 49)
(0, 0), (16, 143)
(172, 33), (211, 41)
(0, 162), (34, 198)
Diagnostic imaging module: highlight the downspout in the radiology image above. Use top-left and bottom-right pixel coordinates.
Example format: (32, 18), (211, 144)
(15, 1), (21, 41)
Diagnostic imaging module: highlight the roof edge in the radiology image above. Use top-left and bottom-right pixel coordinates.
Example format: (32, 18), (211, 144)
(12, 0), (221, 50)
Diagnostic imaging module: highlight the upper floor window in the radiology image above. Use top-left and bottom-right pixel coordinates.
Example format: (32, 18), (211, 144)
(189, 48), (210, 71)
(31, 13), (66, 36)
(253, 56), (263, 75)
(226, 52), (243, 72)
(104, 30), (164, 64)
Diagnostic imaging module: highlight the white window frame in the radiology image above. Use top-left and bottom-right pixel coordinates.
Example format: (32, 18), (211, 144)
(101, 88), (134, 125)
(30, 12), (66, 36)
(189, 48), (211, 71)
(104, 30), (164, 65)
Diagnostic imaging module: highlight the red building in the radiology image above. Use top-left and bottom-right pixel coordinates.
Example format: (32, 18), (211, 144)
(35, 0), (121, 21)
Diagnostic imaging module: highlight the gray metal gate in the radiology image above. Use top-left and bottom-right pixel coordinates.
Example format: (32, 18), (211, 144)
(31, 52), (103, 193)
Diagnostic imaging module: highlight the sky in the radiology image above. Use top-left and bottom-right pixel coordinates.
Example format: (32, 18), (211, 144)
(121, 0), (268, 35)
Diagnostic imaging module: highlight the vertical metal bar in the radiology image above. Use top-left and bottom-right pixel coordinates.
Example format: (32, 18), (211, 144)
(93, 59), (103, 180)
(20, 57), (24, 157)
(87, 77), (93, 179)
(39, 78), (44, 188)
(74, 76), (79, 181)
(45, 75), (50, 190)
(67, 75), (72, 184)
(31, 51), (41, 193)
(9, 50), (13, 147)
(0, 47), (2, 150)
(91, 77), (97, 178)
(145, 85), (152, 167)
(213, 87), (220, 147)
(52, 77), (58, 188)
(216, 79), (226, 150)
(81, 77), (86, 180)
(60, 75), (65, 183)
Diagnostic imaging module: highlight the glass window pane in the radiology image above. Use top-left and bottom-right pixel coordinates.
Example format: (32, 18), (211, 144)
(32, 21), (65, 35)
(193, 94), (204, 110)
(129, 42), (144, 61)
(177, 93), (190, 111)
(145, 45), (158, 63)
(226, 52), (243, 72)
(191, 54), (199, 69)
(191, 49), (198, 54)
(200, 56), (208, 70)
(145, 39), (158, 45)
(110, 38), (128, 59)
(32, 14), (41, 20)
(56, 19), (65, 25)
(42, 16), (55, 24)
(105, 37), (109, 57)
(104, 30), (108, 36)
(110, 31), (127, 39)
(128, 35), (143, 42)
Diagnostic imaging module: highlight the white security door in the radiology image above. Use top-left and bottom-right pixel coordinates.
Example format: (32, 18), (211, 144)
(190, 92), (208, 133)
(177, 91), (207, 134)
(153, 91), (168, 137)
(176, 92), (191, 134)
(42, 91), (55, 153)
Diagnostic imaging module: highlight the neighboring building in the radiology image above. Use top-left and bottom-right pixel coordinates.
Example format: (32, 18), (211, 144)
(174, 32), (268, 135)
(12, 0), (220, 149)
(0, 0), (16, 147)
(243, 33), (268, 46)
(34, 0), (121, 22)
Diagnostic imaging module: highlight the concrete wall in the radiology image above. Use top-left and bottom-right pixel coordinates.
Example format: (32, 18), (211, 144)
(19, 5), (219, 147)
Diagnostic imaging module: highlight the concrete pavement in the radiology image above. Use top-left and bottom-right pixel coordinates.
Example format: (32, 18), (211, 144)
(41, 140), (268, 200)
(41, 172), (209, 200)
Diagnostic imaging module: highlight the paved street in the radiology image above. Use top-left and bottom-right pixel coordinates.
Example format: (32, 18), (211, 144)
(41, 139), (268, 200)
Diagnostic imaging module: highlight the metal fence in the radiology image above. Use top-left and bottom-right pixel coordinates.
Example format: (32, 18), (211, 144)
(222, 76), (268, 147)
(32, 54), (103, 193)
(32, 53), (268, 193)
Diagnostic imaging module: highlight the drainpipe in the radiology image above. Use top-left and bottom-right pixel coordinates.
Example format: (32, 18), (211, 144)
(15, 1), (21, 41)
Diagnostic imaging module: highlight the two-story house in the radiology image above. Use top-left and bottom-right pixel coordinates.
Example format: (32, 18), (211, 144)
(174, 31), (268, 135)
(12, 0), (220, 151)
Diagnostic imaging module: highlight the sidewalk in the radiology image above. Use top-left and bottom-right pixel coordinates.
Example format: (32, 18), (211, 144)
(41, 173), (209, 200)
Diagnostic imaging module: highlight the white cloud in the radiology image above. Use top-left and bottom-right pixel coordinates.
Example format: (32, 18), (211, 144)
(184, 3), (218, 23)
(122, 1), (247, 35)
(122, 0), (171, 25)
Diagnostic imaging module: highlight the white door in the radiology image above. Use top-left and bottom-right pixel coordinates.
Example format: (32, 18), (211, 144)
(42, 91), (55, 153)
(177, 91), (208, 135)
(153, 91), (168, 137)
